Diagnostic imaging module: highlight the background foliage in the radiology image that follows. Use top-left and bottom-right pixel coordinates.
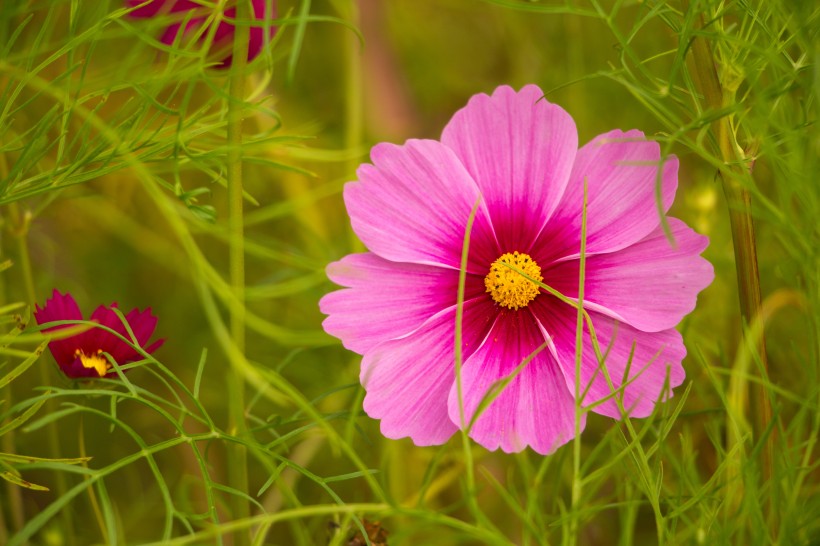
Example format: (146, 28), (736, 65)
(0, 0), (817, 544)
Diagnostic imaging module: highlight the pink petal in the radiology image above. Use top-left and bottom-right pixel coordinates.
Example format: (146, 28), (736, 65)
(441, 84), (578, 252)
(34, 290), (83, 324)
(320, 253), (485, 354)
(534, 130), (678, 262)
(345, 139), (499, 272)
(34, 290), (85, 366)
(448, 309), (583, 455)
(89, 304), (139, 363)
(122, 307), (160, 347)
(34, 290), (83, 323)
(361, 298), (496, 446)
(128, 0), (275, 66)
(533, 298), (686, 419)
(144, 338), (166, 355)
(544, 218), (714, 332)
(209, 0), (275, 66)
(247, 0), (276, 60)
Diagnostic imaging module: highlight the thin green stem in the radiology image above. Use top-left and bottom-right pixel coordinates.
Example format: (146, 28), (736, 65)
(0, 154), (25, 543)
(341, 0), (364, 252)
(342, 0), (362, 176)
(9, 206), (34, 306)
(78, 415), (109, 544)
(5, 184), (74, 544)
(455, 199), (488, 528)
(227, 6), (249, 354)
(0, 426), (24, 542)
(569, 178), (588, 545)
(226, 1), (251, 543)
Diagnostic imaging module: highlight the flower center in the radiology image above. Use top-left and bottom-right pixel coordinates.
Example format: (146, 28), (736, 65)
(75, 349), (110, 377)
(484, 251), (543, 310)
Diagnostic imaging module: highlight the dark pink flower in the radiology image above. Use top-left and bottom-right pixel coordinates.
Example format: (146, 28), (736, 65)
(126, 0), (276, 67)
(35, 290), (164, 379)
(320, 85), (714, 454)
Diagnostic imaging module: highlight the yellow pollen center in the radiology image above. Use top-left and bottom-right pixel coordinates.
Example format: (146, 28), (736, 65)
(75, 349), (110, 377)
(484, 251), (543, 310)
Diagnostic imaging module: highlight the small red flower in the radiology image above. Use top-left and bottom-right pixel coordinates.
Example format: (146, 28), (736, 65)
(126, 0), (277, 67)
(34, 290), (164, 379)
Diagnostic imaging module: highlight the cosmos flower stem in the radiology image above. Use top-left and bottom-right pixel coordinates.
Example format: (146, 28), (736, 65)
(227, 0), (248, 364)
(569, 178), (589, 545)
(340, 0), (365, 253)
(684, 2), (773, 500)
(0, 200), (28, 538)
(7, 204), (77, 544)
(0, 401), (24, 539)
(226, 1), (251, 541)
(8, 204), (35, 306)
(555, 180), (666, 544)
(78, 415), (109, 544)
(455, 198), (487, 526)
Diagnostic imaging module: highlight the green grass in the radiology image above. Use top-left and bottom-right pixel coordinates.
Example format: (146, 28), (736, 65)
(1, 0), (818, 544)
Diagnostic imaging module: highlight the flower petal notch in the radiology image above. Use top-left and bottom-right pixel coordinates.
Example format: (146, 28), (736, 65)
(35, 290), (164, 379)
(320, 84), (714, 455)
(125, 0), (277, 67)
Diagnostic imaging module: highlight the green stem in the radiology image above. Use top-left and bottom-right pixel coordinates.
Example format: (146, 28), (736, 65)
(0, 428), (23, 542)
(0, 155), (24, 542)
(569, 178), (589, 545)
(343, 0), (362, 176)
(78, 415), (109, 544)
(226, 1), (250, 544)
(341, 0), (364, 252)
(455, 200), (485, 528)
(684, 0), (773, 514)
(9, 208), (35, 306)
(5, 187), (74, 545)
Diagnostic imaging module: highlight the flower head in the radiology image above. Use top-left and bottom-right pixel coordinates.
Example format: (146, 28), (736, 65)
(126, 0), (276, 67)
(320, 84), (714, 455)
(35, 290), (164, 379)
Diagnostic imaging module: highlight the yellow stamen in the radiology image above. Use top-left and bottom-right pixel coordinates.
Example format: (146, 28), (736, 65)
(75, 349), (110, 377)
(484, 251), (543, 310)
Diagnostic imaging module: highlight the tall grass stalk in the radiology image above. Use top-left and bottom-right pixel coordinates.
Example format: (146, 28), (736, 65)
(339, 0), (364, 252)
(455, 199), (487, 529)
(0, 155), (25, 542)
(683, 0), (773, 507)
(7, 199), (75, 545)
(226, 1), (251, 543)
(569, 179), (589, 545)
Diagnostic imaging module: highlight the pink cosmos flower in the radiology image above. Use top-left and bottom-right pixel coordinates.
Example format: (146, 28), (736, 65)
(126, 0), (276, 67)
(35, 290), (164, 379)
(320, 85), (714, 455)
